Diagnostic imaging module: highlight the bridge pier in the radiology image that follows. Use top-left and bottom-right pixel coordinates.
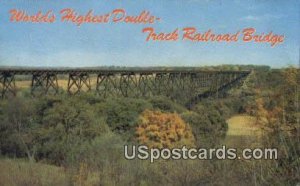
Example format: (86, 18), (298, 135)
(184, 73), (198, 98)
(166, 73), (182, 98)
(96, 73), (108, 97)
(31, 73), (59, 96)
(154, 73), (168, 95)
(68, 73), (91, 95)
(96, 73), (121, 97)
(0, 72), (16, 98)
(119, 73), (138, 97)
(189, 73), (197, 92)
(138, 73), (155, 97)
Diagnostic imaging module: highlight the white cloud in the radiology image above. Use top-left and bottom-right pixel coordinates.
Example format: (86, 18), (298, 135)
(240, 15), (260, 21)
(239, 14), (286, 21)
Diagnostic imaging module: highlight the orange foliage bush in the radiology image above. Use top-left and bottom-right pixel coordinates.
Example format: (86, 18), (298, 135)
(136, 110), (195, 148)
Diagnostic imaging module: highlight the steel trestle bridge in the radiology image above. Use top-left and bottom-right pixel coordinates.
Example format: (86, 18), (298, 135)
(0, 68), (251, 106)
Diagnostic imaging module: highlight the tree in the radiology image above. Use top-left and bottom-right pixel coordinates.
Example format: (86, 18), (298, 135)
(0, 98), (38, 162)
(136, 110), (195, 148)
(281, 67), (299, 129)
(37, 97), (108, 165)
(96, 98), (152, 137)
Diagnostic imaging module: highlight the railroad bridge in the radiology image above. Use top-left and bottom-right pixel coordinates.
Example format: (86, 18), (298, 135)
(0, 68), (251, 106)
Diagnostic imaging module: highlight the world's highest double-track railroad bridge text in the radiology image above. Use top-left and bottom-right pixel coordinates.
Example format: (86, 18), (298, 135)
(0, 68), (251, 106)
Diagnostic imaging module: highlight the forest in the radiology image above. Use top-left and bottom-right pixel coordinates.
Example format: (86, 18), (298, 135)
(0, 65), (299, 186)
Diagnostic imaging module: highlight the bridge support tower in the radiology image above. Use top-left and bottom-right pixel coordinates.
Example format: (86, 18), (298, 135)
(0, 72), (16, 98)
(68, 73), (91, 95)
(31, 72), (59, 96)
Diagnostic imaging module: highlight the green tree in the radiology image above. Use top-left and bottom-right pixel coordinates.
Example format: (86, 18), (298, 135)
(37, 97), (108, 165)
(96, 98), (152, 136)
(0, 98), (38, 162)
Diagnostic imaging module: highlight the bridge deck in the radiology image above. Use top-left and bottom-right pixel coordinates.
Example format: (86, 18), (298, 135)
(0, 68), (250, 75)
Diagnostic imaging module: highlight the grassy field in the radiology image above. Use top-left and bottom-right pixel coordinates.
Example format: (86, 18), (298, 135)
(225, 114), (262, 148)
(0, 158), (69, 186)
(16, 78), (99, 91)
(226, 115), (261, 136)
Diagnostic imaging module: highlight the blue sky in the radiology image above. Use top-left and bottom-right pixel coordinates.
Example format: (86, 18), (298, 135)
(0, 0), (299, 68)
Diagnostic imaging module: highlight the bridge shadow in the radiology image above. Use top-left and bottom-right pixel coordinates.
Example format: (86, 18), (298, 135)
(186, 72), (250, 109)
